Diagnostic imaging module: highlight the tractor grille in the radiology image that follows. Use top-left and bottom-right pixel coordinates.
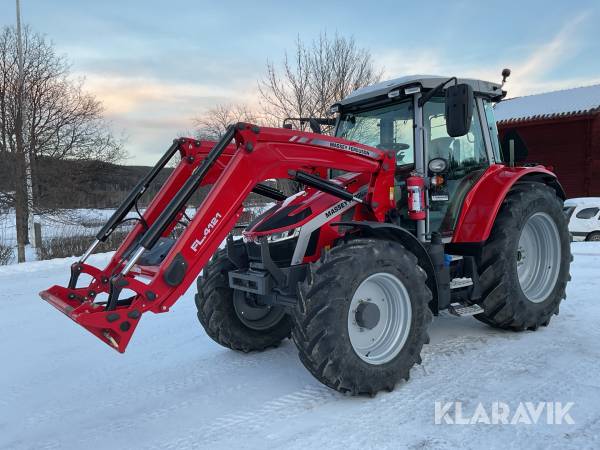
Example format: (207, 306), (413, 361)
(246, 238), (297, 267)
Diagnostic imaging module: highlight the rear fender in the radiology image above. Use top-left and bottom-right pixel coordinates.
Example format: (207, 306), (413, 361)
(452, 164), (565, 244)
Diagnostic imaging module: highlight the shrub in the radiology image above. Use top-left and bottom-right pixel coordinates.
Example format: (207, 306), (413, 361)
(36, 230), (128, 261)
(0, 241), (12, 265)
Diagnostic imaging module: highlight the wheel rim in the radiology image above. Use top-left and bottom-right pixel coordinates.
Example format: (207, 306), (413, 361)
(589, 234), (600, 242)
(347, 272), (412, 365)
(233, 290), (286, 331)
(516, 212), (561, 303)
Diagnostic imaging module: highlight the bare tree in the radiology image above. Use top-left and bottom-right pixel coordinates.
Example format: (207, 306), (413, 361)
(0, 26), (123, 262)
(191, 34), (382, 197)
(258, 32), (382, 194)
(193, 103), (258, 141)
(259, 33), (383, 129)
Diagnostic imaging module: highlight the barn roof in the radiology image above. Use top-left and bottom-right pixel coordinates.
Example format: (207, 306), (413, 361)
(495, 84), (600, 123)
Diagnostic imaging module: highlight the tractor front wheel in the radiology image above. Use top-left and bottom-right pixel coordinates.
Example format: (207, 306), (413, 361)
(195, 250), (292, 352)
(475, 183), (571, 330)
(292, 238), (432, 396)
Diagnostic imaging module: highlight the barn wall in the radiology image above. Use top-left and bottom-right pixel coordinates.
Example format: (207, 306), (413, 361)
(499, 117), (595, 198)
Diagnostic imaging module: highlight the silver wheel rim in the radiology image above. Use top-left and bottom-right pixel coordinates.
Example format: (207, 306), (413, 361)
(347, 272), (412, 365)
(516, 212), (561, 303)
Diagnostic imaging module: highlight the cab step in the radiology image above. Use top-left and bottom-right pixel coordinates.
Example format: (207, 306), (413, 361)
(450, 277), (473, 289)
(448, 302), (484, 317)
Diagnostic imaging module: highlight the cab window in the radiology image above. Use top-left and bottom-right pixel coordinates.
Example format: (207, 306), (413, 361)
(336, 101), (414, 167)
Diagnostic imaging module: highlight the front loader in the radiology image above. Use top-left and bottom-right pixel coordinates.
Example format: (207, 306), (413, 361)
(41, 73), (571, 395)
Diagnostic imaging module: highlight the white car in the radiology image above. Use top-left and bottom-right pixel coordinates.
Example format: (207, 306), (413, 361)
(564, 198), (600, 241)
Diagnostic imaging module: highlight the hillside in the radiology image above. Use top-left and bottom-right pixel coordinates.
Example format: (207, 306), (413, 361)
(0, 153), (174, 209)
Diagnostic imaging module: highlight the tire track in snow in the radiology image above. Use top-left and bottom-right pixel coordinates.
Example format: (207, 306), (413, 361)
(282, 324), (598, 450)
(145, 334), (512, 450)
(21, 344), (297, 430)
(145, 384), (340, 450)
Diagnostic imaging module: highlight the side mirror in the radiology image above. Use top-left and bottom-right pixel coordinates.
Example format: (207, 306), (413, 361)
(445, 83), (473, 137)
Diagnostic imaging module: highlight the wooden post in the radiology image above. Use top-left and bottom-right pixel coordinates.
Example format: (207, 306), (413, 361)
(34, 222), (42, 249)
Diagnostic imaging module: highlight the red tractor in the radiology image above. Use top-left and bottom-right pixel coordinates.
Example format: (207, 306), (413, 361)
(41, 73), (571, 396)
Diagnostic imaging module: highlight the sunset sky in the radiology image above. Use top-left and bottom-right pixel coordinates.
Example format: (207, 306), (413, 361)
(1, 0), (599, 164)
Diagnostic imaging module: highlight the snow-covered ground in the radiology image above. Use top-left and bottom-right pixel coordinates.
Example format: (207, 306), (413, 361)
(1, 244), (599, 449)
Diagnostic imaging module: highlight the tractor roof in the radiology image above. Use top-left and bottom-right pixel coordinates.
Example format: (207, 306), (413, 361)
(340, 75), (504, 106)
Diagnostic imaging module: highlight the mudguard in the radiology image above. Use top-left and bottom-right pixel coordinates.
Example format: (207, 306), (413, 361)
(452, 164), (566, 244)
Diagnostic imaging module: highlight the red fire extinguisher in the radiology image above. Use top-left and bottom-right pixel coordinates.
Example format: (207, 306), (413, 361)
(407, 173), (426, 220)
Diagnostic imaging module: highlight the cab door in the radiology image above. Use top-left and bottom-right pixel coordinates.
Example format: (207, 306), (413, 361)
(423, 96), (490, 236)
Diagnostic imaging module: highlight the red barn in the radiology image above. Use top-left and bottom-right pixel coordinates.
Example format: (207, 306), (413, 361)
(494, 85), (600, 198)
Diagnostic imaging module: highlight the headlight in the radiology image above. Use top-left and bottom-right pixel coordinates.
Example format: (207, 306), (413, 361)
(428, 157), (448, 174)
(266, 227), (300, 243)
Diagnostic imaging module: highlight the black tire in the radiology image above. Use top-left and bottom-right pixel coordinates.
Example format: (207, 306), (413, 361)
(475, 183), (571, 330)
(291, 238), (432, 396)
(195, 250), (292, 352)
(586, 231), (600, 242)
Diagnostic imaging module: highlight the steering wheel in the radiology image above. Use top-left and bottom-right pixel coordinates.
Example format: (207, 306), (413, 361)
(378, 142), (410, 151)
(377, 143), (410, 161)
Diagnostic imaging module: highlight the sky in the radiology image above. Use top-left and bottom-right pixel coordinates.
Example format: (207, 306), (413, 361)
(1, 0), (599, 165)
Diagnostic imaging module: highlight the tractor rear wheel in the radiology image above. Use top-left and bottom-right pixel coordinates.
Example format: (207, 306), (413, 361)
(291, 238), (432, 396)
(475, 183), (571, 330)
(195, 250), (292, 352)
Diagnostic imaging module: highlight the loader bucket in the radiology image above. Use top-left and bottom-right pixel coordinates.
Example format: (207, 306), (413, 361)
(40, 284), (141, 353)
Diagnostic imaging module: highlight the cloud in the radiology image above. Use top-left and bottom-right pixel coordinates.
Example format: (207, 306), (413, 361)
(72, 11), (597, 164)
(374, 11), (597, 98)
(508, 11), (593, 96)
(74, 72), (261, 164)
(80, 73), (256, 115)
(377, 48), (445, 78)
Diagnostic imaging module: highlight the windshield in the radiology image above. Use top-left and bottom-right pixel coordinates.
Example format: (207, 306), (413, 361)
(335, 101), (415, 165)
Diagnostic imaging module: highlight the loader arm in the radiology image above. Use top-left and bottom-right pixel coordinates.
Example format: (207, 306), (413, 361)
(40, 123), (395, 352)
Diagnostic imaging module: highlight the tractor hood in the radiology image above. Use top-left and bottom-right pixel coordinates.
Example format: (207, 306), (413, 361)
(243, 172), (368, 241)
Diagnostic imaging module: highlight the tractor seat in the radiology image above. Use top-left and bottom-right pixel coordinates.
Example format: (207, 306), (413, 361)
(429, 137), (454, 160)
(137, 237), (176, 266)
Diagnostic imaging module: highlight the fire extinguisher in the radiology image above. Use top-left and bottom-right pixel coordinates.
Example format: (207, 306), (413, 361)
(407, 173), (426, 220)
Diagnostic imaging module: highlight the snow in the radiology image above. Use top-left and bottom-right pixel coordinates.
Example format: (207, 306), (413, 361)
(565, 197), (600, 207)
(0, 208), (199, 244)
(0, 205), (265, 264)
(1, 244), (600, 449)
(0, 209), (140, 264)
(495, 84), (600, 123)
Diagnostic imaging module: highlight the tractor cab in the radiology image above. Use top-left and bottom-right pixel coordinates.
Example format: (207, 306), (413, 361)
(333, 75), (505, 240)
